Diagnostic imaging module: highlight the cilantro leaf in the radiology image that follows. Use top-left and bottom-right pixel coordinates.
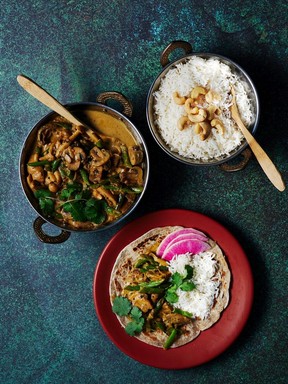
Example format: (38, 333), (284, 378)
(112, 297), (144, 336)
(171, 272), (183, 286)
(185, 265), (194, 280)
(112, 297), (131, 316)
(125, 318), (144, 336)
(62, 200), (87, 222)
(165, 289), (179, 304)
(180, 281), (196, 291)
(34, 190), (54, 216)
(84, 199), (107, 224)
(130, 306), (142, 322)
(59, 182), (83, 200)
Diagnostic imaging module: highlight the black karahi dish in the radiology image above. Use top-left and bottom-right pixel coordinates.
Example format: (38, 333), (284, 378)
(146, 40), (260, 171)
(19, 92), (150, 243)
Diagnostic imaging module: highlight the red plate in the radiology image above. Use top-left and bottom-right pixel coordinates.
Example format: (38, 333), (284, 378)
(93, 209), (253, 369)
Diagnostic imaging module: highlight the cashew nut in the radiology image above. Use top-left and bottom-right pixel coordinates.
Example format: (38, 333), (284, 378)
(191, 86), (206, 99)
(211, 118), (225, 135)
(184, 98), (196, 114)
(177, 116), (190, 131)
(206, 105), (219, 120)
(173, 91), (186, 105)
(205, 90), (221, 104)
(194, 122), (212, 141)
(188, 108), (207, 123)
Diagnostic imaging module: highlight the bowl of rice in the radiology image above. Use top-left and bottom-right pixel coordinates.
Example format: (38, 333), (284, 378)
(146, 40), (259, 167)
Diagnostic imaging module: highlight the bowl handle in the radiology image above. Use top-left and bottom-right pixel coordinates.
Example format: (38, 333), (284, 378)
(219, 148), (252, 172)
(160, 40), (193, 67)
(33, 216), (71, 244)
(96, 91), (133, 118)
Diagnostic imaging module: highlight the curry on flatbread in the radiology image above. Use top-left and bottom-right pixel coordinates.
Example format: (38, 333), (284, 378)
(109, 226), (231, 349)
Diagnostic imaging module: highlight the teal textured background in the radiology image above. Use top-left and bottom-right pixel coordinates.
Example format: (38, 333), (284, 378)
(1, 0), (287, 383)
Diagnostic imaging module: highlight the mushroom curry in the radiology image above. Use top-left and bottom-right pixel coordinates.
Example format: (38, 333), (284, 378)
(26, 113), (145, 230)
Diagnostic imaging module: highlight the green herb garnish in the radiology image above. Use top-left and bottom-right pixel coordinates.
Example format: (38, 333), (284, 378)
(165, 266), (196, 304)
(34, 189), (54, 216)
(112, 297), (145, 336)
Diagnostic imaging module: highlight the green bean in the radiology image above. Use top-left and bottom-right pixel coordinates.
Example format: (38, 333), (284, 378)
(174, 308), (193, 318)
(51, 159), (61, 172)
(163, 328), (178, 349)
(120, 145), (132, 167)
(80, 169), (90, 185)
(28, 160), (51, 167)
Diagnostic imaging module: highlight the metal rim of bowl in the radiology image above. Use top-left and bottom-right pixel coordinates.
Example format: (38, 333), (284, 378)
(19, 101), (150, 233)
(146, 52), (260, 166)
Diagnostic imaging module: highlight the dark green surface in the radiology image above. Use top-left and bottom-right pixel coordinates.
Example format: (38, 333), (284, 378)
(1, 1), (287, 383)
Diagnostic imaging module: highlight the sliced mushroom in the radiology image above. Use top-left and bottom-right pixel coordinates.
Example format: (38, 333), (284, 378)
(119, 166), (143, 186)
(89, 164), (103, 183)
(37, 125), (53, 145)
(90, 147), (110, 167)
(62, 146), (86, 171)
(128, 145), (143, 165)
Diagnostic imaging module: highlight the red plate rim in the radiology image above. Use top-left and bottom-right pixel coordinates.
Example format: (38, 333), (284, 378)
(93, 209), (254, 369)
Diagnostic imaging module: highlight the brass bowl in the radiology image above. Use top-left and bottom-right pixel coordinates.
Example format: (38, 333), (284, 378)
(19, 92), (150, 243)
(146, 40), (260, 170)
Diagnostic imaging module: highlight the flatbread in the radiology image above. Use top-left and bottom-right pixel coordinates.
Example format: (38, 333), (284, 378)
(109, 226), (231, 348)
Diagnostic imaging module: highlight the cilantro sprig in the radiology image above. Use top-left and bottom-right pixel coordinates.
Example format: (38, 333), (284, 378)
(165, 265), (196, 304)
(34, 180), (112, 224)
(112, 297), (145, 336)
(34, 189), (55, 216)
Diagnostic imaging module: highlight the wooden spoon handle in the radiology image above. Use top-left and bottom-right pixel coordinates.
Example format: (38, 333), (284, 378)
(237, 118), (285, 191)
(17, 74), (84, 126)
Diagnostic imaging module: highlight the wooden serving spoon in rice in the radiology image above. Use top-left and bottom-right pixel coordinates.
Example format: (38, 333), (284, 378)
(230, 86), (285, 192)
(17, 74), (103, 147)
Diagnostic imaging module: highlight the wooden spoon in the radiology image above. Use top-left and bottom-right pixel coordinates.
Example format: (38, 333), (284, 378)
(230, 86), (285, 192)
(17, 74), (102, 146)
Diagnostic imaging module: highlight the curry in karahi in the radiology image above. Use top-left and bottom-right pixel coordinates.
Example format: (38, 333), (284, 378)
(26, 113), (145, 230)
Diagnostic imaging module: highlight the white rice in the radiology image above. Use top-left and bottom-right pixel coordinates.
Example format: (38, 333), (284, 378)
(153, 57), (255, 160)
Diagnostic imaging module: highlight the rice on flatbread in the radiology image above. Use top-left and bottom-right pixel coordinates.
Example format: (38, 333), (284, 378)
(109, 226), (231, 348)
